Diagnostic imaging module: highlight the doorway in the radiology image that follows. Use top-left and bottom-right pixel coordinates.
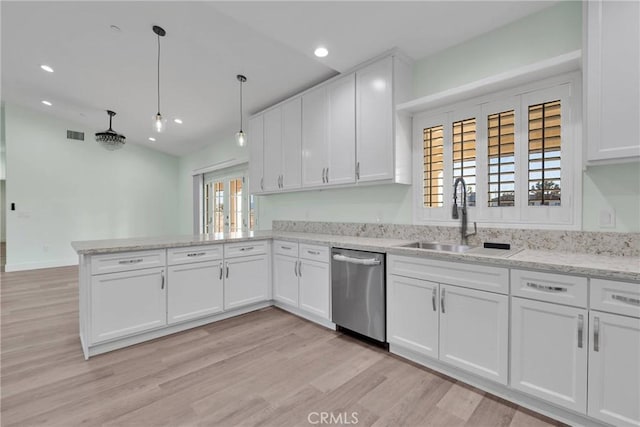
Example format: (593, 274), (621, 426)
(202, 170), (254, 234)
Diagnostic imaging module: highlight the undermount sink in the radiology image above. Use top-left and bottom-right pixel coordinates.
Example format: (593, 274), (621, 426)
(399, 242), (475, 253)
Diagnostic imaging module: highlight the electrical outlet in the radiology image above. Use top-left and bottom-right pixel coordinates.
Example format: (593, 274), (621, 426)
(599, 208), (616, 228)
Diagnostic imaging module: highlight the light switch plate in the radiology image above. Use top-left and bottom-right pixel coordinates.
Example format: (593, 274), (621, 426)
(599, 208), (616, 228)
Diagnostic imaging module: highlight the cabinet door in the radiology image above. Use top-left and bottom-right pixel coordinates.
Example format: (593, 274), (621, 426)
(302, 86), (328, 188)
(224, 255), (269, 310)
(167, 260), (224, 325)
(273, 254), (299, 307)
(299, 259), (330, 320)
(326, 74), (356, 185)
(588, 311), (640, 427)
(91, 267), (166, 343)
(511, 298), (587, 413)
(263, 107), (283, 192)
(248, 115), (264, 193)
(387, 275), (439, 358)
(281, 97), (302, 190)
(439, 284), (508, 385)
(586, 0), (640, 161)
(356, 56), (394, 182)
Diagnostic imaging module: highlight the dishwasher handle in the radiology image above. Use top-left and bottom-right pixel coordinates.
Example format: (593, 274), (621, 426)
(332, 254), (381, 266)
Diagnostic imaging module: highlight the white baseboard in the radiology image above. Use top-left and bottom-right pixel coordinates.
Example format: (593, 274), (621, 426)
(5, 258), (78, 272)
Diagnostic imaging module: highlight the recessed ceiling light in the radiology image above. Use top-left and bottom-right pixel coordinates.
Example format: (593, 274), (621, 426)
(173, 118), (183, 124)
(41, 100), (52, 106)
(40, 65), (54, 73)
(314, 47), (329, 58)
(148, 137), (156, 142)
(110, 25), (121, 32)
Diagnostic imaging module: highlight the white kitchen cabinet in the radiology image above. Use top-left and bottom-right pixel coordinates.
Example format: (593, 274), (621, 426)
(298, 259), (330, 319)
(439, 283), (509, 385)
(302, 74), (356, 188)
(387, 275), (439, 358)
(588, 311), (640, 427)
(325, 74), (356, 185)
(248, 114), (265, 193)
(356, 55), (412, 184)
(224, 254), (270, 310)
(167, 260), (224, 325)
(90, 267), (166, 343)
(263, 107), (283, 192)
(281, 97), (302, 190)
(585, 0), (640, 162)
(273, 252), (299, 306)
(511, 297), (587, 413)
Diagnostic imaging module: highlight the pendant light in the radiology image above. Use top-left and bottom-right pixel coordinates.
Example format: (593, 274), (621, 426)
(95, 110), (126, 150)
(153, 25), (167, 133)
(235, 74), (247, 147)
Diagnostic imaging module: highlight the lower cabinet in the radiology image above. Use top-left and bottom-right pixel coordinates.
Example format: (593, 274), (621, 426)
(387, 272), (508, 385)
(167, 260), (224, 325)
(588, 311), (640, 427)
(439, 284), (509, 385)
(224, 254), (270, 310)
(510, 297), (587, 412)
(90, 267), (166, 343)
(298, 259), (330, 319)
(273, 253), (299, 306)
(387, 275), (439, 358)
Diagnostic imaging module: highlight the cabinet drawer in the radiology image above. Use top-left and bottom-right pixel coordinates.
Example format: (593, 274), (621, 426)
(167, 245), (222, 266)
(224, 240), (268, 258)
(273, 240), (298, 257)
(511, 269), (587, 308)
(90, 250), (166, 275)
(299, 244), (329, 263)
(591, 278), (640, 318)
(388, 255), (509, 294)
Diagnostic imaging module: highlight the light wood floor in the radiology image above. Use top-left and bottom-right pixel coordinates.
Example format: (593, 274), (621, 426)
(1, 266), (564, 427)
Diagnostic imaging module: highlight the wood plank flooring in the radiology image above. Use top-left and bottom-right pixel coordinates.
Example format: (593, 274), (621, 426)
(1, 266), (564, 427)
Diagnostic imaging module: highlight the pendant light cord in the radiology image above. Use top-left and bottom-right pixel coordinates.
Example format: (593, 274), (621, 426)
(239, 79), (243, 131)
(157, 34), (161, 114)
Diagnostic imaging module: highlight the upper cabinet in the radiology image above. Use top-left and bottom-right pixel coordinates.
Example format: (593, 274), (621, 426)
(249, 52), (413, 194)
(248, 115), (264, 194)
(585, 0), (640, 163)
(302, 73), (356, 188)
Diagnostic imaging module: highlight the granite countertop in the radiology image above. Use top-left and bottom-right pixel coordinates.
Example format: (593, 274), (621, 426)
(71, 231), (640, 282)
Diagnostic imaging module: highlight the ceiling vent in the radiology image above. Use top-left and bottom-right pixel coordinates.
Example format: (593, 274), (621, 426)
(67, 130), (85, 141)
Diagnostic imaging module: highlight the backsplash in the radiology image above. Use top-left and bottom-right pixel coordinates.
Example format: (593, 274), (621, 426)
(272, 221), (640, 257)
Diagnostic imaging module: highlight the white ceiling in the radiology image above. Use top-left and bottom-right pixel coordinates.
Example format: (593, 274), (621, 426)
(1, 1), (555, 156)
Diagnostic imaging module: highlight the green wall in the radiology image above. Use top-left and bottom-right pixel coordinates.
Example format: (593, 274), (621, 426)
(4, 104), (181, 271)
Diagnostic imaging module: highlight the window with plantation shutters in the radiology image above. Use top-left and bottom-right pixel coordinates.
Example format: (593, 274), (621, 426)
(452, 118), (476, 206)
(423, 125), (444, 207)
(528, 100), (561, 206)
(413, 74), (578, 228)
(488, 110), (515, 207)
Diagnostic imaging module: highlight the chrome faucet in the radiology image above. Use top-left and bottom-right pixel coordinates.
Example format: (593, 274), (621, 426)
(452, 177), (477, 245)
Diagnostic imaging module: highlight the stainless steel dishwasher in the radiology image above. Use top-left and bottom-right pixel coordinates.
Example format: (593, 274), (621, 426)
(331, 248), (386, 342)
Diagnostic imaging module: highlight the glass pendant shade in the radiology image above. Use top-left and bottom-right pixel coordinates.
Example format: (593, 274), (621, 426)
(154, 112), (166, 133)
(235, 130), (247, 147)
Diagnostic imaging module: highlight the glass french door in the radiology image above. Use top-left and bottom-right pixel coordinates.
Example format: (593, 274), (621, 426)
(203, 173), (254, 234)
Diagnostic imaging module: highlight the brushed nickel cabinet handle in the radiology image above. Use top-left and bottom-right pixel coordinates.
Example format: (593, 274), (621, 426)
(321, 168), (326, 183)
(186, 252), (206, 257)
(119, 258), (143, 264)
(577, 314), (584, 349)
(219, 262), (223, 280)
(440, 288), (445, 314)
(239, 246), (254, 252)
(326, 167), (329, 183)
(281, 245), (292, 250)
(594, 316), (600, 352)
(161, 271), (165, 290)
(432, 287), (436, 312)
(294, 260), (298, 277)
(298, 260), (302, 277)
(307, 250), (320, 255)
(611, 294), (640, 306)
(225, 263), (229, 279)
(526, 282), (567, 293)
(356, 162), (360, 180)
(260, 177), (264, 190)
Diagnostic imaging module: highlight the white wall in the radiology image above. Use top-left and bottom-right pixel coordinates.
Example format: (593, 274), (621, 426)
(4, 104), (181, 271)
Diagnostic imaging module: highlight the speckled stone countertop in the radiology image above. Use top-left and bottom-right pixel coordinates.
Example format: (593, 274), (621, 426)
(72, 232), (640, 282)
